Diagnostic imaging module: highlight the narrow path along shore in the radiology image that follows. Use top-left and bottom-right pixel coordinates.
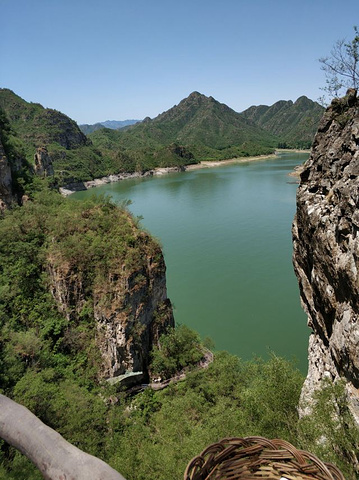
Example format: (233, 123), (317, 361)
(149, 349), (214, 391)
(127, 349), (214, 395)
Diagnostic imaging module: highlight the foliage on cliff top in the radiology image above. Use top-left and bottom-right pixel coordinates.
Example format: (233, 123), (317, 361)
(0, 189), (162, 396)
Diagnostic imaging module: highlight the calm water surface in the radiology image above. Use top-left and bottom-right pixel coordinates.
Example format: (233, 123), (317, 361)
(74, 153), (309, 372)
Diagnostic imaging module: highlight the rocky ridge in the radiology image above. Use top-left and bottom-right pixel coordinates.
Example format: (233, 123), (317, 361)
(292, 89), (359, 422)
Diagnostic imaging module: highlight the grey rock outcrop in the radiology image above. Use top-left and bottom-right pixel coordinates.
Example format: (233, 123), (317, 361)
(292, 89), (359, 422)
(94, 258), (173, 379)
(47, 229), (174, 382)
(34, 146), (54, 177)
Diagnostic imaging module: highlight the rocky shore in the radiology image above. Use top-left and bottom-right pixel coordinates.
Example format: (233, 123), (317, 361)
(59, 166), (186, 196)
(59, 154), (278, 196)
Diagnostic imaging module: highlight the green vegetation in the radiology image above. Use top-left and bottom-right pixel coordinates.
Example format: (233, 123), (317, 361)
(79, 119), (140, 135)
(239, 96), (324, 149)
(1, 346), (358, 480)
(150, 324), (205, 378)
(89, 92), (278, 168)
(0, 89), (127, 184)
(0, 89), (323, 186)
(0, 188), (161, 394)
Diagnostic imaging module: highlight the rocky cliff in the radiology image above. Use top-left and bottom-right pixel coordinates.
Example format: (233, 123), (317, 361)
(292, 89), (359, 422)
(34, 146), (54, 177)
(46, 204), (174, 382)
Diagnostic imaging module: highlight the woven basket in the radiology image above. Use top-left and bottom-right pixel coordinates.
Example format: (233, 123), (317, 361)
(184, 437), (345, 480)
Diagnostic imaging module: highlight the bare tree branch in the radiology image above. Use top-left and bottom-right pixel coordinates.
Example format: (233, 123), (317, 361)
(0, 394), (126, 480)
(319, 26), (359, 104)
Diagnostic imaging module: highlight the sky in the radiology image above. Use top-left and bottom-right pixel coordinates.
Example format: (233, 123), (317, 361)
(2, 0), (359, 124)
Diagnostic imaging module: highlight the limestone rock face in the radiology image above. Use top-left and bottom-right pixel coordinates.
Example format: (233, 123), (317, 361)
(292, 89), (359, 421)
(47, 235), (174, 381)
(0, 138), (13, 209)
(94, 257), (173, 378)
(34, 147), (54, 177)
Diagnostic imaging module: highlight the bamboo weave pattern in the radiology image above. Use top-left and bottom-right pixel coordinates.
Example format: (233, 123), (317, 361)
(184, 437), (345, 480)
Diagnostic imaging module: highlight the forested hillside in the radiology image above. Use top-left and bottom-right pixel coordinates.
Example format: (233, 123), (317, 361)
(240, 96), (324, 148)
(0, 89), (125, 184)
(89, 91), (278, 171)
(0, 89), (323, 187)
(79, 120), (140, 135)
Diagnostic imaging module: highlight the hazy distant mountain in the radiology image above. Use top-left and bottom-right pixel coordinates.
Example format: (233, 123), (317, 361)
(89, 91), (278, 170)
(79, 119), (140, 135)
(239, 96), (324, 148)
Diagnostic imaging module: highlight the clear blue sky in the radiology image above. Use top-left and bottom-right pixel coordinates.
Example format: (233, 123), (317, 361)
(2, 0), (359, 124)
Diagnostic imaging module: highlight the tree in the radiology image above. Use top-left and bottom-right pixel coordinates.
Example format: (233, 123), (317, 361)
(319, 26), (359, 103)
(0, 394), (126, 480)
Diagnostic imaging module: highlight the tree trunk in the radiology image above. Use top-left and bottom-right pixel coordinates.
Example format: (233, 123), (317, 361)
(0, 394), (126, 480)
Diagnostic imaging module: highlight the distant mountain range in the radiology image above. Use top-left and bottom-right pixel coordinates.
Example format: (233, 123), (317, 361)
(89, 91), (323, 171)
(79, 119), (140, 135)
(0, 88), (324, 184)
(239, 96), (324, 148)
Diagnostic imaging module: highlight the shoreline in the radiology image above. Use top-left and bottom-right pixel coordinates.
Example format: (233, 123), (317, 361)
(59, 150), (308, 196)
(276, 148), (311, 154)
(183, 153), (276, 171)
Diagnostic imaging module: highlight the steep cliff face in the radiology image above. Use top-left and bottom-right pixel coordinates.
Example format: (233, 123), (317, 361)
(46, 206), (174, 382)
(34, 146), (54, 177)
(292, 89), (359, 421)
(94, 251), (173, 379)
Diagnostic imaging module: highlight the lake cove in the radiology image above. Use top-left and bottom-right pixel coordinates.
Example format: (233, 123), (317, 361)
(73, 152), (310, 373)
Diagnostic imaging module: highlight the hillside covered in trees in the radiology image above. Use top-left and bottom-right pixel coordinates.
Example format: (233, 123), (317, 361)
(0, 89), (323, 187)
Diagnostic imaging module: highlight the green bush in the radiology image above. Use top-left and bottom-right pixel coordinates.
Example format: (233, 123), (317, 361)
(150, 325), (205, 378)
(298, 380), (359, 479)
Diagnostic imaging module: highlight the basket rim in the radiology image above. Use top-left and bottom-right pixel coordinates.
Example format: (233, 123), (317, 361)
(184, 436), (345, 480)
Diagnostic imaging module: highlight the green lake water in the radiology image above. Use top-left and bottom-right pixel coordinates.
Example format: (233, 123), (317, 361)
(73, 152), (310, 373)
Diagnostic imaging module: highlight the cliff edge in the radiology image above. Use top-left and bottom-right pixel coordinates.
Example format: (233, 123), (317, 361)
(292, 89), (359, 422)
